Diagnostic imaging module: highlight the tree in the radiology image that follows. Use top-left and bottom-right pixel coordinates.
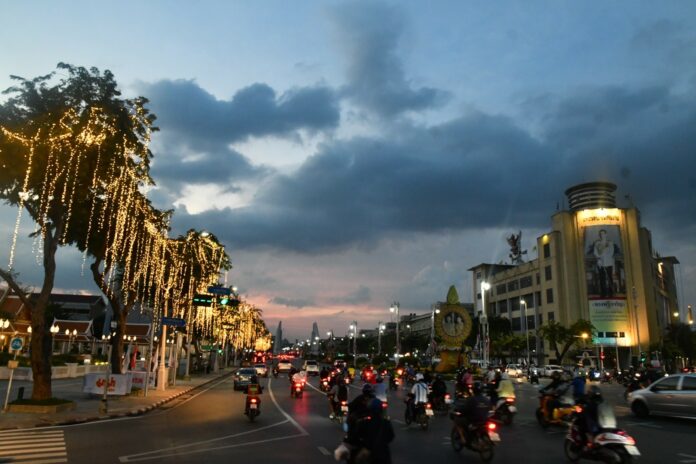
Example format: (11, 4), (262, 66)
(537, 319), (594, 364)
(0, 64), (156, 399)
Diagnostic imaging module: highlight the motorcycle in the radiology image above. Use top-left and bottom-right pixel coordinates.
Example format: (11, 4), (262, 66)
(430, 392), (452, 413)
(623, 374), (647, 401)
(389, 375), (399, 391)
(536, 393), (577, 428)
(492, 396), (517, 425)
(272, 368), (279, 378)
(405, 398), (433, 430)
(291, 380), (305, 398)
(564, 405), (640, 463)
(600, 371), (613, 384)
(320, 377), (331, 392)
(450, 413), (500, 463)
(245, 396), (261, 422)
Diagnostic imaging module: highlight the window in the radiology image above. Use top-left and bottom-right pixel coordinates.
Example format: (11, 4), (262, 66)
(507, 280), (519, 292)
(476, 272), (482, 279)
(522, 293), (534, 308)
(547, 311), (555, 321)
(536, 291), (542, 307)
(509, 298), (520, 312)
(520, 276), (533, 288)
(536, 273), (540, 285)
(545, 265), (552, 281)
(543, 243), (551, 258)
(546, 288), (554, 304)
(526, 315), (535, 330)
(652, 376), (680, 391)
(497, 300), (508, 315)
(477, 292), (481, 300)
(496, 284), (506, 295)
(537, 314), (543, 325)
(681, 376), (696, 391)
(511, 317), (521, 331)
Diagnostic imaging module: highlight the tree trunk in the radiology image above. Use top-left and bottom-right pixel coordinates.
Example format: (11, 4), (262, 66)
(110, 308), (128, 374)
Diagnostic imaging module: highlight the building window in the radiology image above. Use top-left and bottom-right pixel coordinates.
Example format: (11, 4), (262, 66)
(526, 315), (535, 330)
(476, 272), (482, 279)
(543, 243), (551, 258)
(547, 311), (555, 321)
(497, 300), (508, 315)
(536, 273), (540, 285)
(509, 298), (520, 312)
(545, 265), (552, 281)
(546, 288), (554, 304)
(520, 275), (533, 288)
(522, 293), (534, 308)
(537, 314), (543, 325)
(496, 284), (506, 295)
(511, 317), (521, 331)
(477, 292), (481, 300)
(507, 280), (519, 292)
(536, 291), (542, 307)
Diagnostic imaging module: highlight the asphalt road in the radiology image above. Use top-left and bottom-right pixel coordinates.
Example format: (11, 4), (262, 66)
(1, 364), (695, 463)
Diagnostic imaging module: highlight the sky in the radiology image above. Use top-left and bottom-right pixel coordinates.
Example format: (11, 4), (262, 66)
(1, 1), (696, 341)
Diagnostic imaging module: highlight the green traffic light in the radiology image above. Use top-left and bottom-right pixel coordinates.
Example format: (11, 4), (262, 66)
(220, 297), (229, 305)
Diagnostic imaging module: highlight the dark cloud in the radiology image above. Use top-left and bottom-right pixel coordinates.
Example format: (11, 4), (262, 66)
(330, 285), (371, 305)
(268, 296), (315, 308)
(330, 2), (446, 116)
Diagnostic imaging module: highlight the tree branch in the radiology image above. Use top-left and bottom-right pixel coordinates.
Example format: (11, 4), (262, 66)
(0, 269), (34, 310)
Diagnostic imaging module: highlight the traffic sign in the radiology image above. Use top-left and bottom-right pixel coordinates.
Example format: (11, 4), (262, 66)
(10, 337), (23, 351)
(162, 317), (186, 327)
(193, 294), (213, 307)
(207, 286), (231, 296)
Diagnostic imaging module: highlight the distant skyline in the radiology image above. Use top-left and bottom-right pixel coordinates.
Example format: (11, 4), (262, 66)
(1, 1), (695, 340)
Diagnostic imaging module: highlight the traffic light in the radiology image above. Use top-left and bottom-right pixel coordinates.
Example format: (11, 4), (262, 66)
(640, 351), (647, 362)
(219, 297), (240, 308)
(192, 294), (213, 307)
(600, 352), (605, 360)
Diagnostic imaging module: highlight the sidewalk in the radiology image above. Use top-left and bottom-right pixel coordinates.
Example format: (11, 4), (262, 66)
(0, 368), (234, 430)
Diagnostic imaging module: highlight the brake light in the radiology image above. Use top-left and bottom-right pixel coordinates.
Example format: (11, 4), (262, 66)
(397, 369), (403, 375)
(574, 405), (583, 413)
(382, 402), (388, 409)
(426, 403), (432, 409)
(341, 401), (347, 406)
(505, 397), (514, 403)
(487, 422), (497, 431)
(250, 398), (257, 404)
(445, 394), (451, 400)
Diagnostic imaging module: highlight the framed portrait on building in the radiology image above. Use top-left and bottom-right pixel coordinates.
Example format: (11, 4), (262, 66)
(583, 225), (626, 300)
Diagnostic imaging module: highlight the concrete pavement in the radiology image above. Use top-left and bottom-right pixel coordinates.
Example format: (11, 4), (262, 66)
(0, 368), (234, 430)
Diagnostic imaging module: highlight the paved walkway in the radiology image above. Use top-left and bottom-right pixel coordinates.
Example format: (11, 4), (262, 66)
(0, 368), (234, 430)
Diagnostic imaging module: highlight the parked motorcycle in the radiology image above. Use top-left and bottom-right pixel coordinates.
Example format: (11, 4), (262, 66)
(450, 413), (500, 463)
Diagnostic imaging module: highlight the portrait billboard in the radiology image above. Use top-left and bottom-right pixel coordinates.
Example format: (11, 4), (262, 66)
(434, 304), (472, 349)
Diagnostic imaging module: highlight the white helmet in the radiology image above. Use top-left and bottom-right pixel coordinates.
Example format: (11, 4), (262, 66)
(501, 373), (509, 380)
(416, 373), (424, 381)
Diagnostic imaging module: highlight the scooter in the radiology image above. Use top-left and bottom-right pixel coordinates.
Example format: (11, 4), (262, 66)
(536, 393), (577, 428)
(291, 380), (305, 398)
(320, 377), (331, 392)
(450, 413), (500, 463)
(492, 396), (517, 425)
(245, 396), (261, 422)
(404, 397), (433, 430)
(564, 408), (640, 463)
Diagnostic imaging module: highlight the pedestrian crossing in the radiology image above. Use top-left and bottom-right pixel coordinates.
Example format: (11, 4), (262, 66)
(0, 429), (67, 463)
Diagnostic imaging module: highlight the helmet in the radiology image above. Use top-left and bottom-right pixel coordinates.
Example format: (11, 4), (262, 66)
(472, 381), (484, 395)
(500, 373), (509, 380)
(362, 384), (374, 394)
(416, 373), (424, 381)
(587, 385), (603, 402)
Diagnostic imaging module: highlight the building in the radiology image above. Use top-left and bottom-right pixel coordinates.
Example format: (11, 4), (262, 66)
(469, 181), (683, 368)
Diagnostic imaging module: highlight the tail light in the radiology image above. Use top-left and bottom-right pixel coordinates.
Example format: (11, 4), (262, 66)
(397, 369), (403, 375)
(382, 401), (388, 409)
(617, 431), (636, 445)
(341, 401), (347, 406)
(505, 397), (514, 403)
(487, 422), (497, 431)
(426, 403), (432, 409)
(250, 398), (257, 404)
(574, 405), (583, 413)
(445, 394), (451, 400)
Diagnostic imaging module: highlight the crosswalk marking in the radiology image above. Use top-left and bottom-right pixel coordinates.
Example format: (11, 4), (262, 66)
(0, 429), (68, 463)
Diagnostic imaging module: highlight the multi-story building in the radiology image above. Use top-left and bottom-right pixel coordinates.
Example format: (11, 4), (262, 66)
(469, 181), (683, 368)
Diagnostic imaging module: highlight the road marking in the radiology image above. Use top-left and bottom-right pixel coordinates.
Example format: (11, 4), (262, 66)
(318, 446), (331, 456)
(678, 453), (696, 463)
(392, 419), (405, 425)
(0, 429), (67, 463)
(150, 374), (232, 414)
(625, 421), (663, 429)
(268, 377), (310, 436)
(118, 420), (291, 462)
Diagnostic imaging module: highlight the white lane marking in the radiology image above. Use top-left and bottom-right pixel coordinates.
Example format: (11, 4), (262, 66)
(13, 459), (68, 464)
(678, 453), (696, 463)
(118, 420), (291, 462)
(392, 419), (405, 425)
(318, 446), (331, 456)
(267, 377), (310, 436)
(119, 433), (307, 462)
(305, 380), (324, 394)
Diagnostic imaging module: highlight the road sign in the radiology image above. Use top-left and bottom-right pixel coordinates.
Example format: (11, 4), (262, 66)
(193, 294), (213, 307)
(207, 286), (231, 296)
(200, 345), (214, 351)
(162, 317), (186, 327)
(10, 337), (23, 351)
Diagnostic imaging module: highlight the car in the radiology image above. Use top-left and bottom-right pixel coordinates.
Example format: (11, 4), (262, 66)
(233, 368), (258, 391)
(542, 365), (564, 377)
(629, 373), (696, 419)
(254, 363), (268, 377)
(506, 364), (524, 377)
(303, 360), (320, 376)
(277, 360), (293, 372)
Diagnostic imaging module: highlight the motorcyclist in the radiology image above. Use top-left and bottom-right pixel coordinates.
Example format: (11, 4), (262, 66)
(577, 385), (604, 450)
(407, 374), (429, 420)
(430, 374), (448, 406)
(540, 371), (570, 420)
(327, 375), (349, 419)
(346, 384), (376, 445)
(452, 381), (490, 445)
(288, 365), (298, 381)
(496, 372), (515, 399)
(353, 398), (395, 463)
(373, 376), (388, 404)
(571, 370), (587, 403)
(290, 369), (306, 395)
(244, 380), (263, 415)
(320, 366), (330, 380)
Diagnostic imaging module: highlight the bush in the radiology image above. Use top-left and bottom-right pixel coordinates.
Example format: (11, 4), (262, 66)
(0, 352), (30, 367)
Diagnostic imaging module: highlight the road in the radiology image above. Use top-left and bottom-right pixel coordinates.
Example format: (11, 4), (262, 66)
(0, 364), (695, 463)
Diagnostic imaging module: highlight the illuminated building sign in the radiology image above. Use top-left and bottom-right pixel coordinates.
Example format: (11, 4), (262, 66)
(576, 208), (622, 228)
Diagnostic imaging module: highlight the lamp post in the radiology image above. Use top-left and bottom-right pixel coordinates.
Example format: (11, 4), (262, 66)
(349, 322), (358, 366)
(377, 323), (385, 355)
(49, 323), (59, 354)
(0, 319), (9, 353)
(480, 282), (490, 365)
(430, 304), (441, 367)
(521, 299), (531, 367)
(390, 302), (400, 360)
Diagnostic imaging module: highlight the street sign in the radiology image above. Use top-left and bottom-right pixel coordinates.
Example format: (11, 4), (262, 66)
(200, 345), (214, 351)
(162, 317), (186, 327)
(193, 294), (213, 307)
(207, 286), (231, 296)
(10, 337), (23, 351)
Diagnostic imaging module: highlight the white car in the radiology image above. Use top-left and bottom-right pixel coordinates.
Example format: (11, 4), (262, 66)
(277, 361), (293, 372)
(506, 364), (524, 377)
(303, 360), (320, 376)
(543, 365), (564, 377)
(254, 363), (268, 377)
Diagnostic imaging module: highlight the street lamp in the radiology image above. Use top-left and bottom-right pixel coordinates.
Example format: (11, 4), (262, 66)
(349, 321), (358, 366)
(377, 323), (385, 355)
(390, 302), (400, 359)
(480, 282), (490, 365)
(521, 299), (531, 367)
(430, 304), (441, 367)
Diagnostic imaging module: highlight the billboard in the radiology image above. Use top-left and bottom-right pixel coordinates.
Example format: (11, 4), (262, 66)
(581, 218), (631, 345)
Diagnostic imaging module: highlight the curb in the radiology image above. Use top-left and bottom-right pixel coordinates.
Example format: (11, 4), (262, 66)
(0, 371), (233, 431)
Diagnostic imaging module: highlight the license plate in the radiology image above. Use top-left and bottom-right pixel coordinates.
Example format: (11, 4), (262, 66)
(508, 406), (517, 413)
(250, 404), (257, 409)
(488, 432), (501, 442)
(625, 445), (640, 456)
(425, 409), (434, 416)
(445, 398), (453, 404)
(341, 406), (349, 412)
